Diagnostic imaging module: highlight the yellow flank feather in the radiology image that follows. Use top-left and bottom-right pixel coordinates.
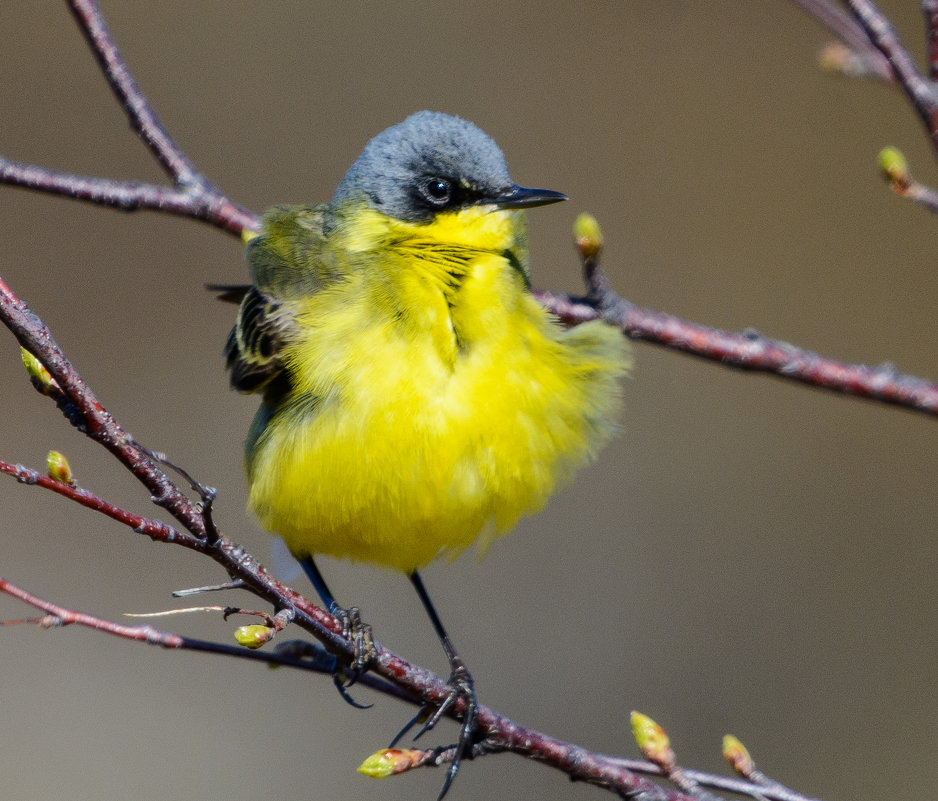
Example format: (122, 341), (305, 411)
(244, 202), (628, 573)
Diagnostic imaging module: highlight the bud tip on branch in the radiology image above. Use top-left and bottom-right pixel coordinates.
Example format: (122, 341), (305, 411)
(21, 348), (60, 396)
(574, 212), (604, 259)
(630, 710), (675, 767)
(722, 734), (754, 774)
(878, 146), (909, 186)
(234, 624), (273, 649)
(46, 450), (74, 486)
(357, 748), (424, 778)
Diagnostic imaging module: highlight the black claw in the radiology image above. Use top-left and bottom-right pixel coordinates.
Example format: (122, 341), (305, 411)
(414, 697), (450, 741)
(325, 605), (376, 708)
(439, 667), (478, 799)
(332, 671), (373, 710)
(438, 760), (460, 800)
(389, 706), (430, 748)
(415, 661), (474, 736)
(412, 661), (479, 798)
(296, 558), (379, 708)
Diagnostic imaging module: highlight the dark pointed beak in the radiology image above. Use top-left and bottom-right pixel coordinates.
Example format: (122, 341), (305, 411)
(493, 184), (568, 210)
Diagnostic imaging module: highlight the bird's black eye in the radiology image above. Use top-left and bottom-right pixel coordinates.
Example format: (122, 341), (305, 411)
(423, 177), (452, 206)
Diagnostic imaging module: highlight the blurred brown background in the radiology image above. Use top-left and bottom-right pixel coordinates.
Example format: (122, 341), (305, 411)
(1, 2), (936, 799)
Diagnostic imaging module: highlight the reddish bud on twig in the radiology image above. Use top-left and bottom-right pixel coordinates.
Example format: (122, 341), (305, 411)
(631, 711), (675, 770)
(45, 450), (75, 487)
(721, 735), (754, 776)
(358, 748), (430, 778)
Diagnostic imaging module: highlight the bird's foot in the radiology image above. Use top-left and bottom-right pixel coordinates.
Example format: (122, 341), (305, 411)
(339, 606), (375, 680)
(391, 656), (479, 799)
(330, 605), (375, 709)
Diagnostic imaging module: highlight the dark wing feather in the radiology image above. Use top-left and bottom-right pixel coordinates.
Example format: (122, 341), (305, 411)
(217, 204), (332, 396)
(224, 286), (294, 394)
(207, 283), (251, 304)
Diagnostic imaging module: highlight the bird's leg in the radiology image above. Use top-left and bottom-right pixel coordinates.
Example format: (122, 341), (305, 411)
(299, 556), (376, 699)
(405, 570), (479, 799)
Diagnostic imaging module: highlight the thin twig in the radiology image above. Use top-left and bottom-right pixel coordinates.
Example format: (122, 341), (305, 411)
(901, 178), (938, 211)
(534, 288), (938, 417)
(67, 0), (198, 184)
(0, 576), (410, 701)
(610, 758), (820, 801)
(923, 0), (938, 81)
(880, 148), (938, 212)
(0, 0), (260, 237)
(0, 275), (210, 536)
(788, 0), (893, 78)
(0, 570), (824, 801)
(66, 0), (260, 234)
(843, 0), (938, 152)
(0, 158), (259, 235)
(130, 439), (221, 544)
(0, 459), (185, 545)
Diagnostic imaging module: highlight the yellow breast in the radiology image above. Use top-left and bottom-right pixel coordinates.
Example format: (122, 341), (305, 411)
(246, 205), (627, 573)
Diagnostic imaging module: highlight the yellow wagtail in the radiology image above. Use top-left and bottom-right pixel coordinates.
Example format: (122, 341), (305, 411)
(217, 110), (629, 792)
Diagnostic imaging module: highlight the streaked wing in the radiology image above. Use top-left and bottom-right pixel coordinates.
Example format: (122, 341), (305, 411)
(225, 286), (295, 394)
(218, 204), (333, 395)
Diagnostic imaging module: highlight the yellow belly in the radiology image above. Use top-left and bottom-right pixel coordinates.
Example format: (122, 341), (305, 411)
(246, 281), (625, 573)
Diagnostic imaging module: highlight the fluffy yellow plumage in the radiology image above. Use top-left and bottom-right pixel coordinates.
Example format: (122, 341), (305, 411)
(244, 203), (626, 572)
(224, 113), (628, 576)
(220, 110), (628, 793)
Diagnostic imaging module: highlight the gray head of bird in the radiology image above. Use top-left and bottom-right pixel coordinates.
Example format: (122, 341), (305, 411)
(332, 110), (566, 223)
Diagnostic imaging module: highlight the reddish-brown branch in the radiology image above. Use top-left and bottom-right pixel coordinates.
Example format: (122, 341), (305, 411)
(0, 275), (211, 536)
(924, 0), (938, 81)
(67, 0), (198, 186)
(899, 176), (938, 211)
(0, 575), (408, 700)
(0, 284), (690, 798)
(0, 0), (260, 238)
(65, 0), (260, 235)
(1, 570), (824, 801)
(534, 288), (938, 416)
(843, 0), (938, 153)
(794, 1), (938, 213)
(0, 284), (351, 654)
(0, 459), (185, 544)
(0, 157), (260, 236)
(879, 149), (938, 212)
(0, 278), (358, 657)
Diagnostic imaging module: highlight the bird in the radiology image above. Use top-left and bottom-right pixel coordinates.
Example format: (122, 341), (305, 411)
(217, 110), (629, 794)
